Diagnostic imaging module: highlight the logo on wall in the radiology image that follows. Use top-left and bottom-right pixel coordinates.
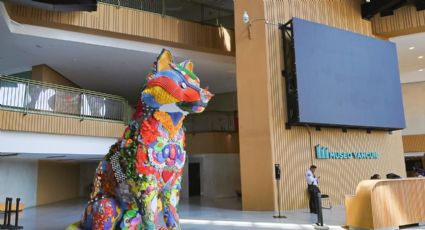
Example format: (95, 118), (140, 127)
(315, 145), (379, 159)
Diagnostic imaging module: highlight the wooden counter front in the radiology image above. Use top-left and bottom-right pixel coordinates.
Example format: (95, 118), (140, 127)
(346, 178), (425, 229)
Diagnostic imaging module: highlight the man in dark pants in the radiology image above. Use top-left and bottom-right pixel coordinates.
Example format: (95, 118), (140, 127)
(306, 165), (320, 214)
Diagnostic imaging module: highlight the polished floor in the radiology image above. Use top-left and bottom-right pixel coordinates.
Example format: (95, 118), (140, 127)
(2, 197), (425, 230)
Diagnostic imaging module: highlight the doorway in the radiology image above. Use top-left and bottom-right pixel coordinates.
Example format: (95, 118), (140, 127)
(188, 162), (201, 197)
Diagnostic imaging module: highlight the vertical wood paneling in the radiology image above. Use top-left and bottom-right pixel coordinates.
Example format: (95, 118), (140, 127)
(263, 0), (404, 210)
(4, 3), (235, 54)
(234, 0), (275, 211)
(371, 4), (425, 37)
(0, 110), (125, 137)
(36, 161), (80, 206)
(235, 0), (405, 211)
(347, 179), (425, 229)
(403, 134), (425, 152)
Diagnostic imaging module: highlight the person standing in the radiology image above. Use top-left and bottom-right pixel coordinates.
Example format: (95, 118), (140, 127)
(306, 165), (320, 214)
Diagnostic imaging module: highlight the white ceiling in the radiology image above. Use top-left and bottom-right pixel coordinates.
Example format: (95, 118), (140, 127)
(391, 33), (425, 84)
(0, 2), (236, 104)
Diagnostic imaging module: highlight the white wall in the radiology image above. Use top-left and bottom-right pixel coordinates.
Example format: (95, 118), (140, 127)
(402, 82), (425, 135)
(182, 154), (241, 198)
(0, 130), (117, 155)
(0, 159), (38, 207)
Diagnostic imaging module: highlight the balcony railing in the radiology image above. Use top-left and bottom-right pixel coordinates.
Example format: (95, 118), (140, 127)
(0, 75), (131, 123)
(98, 0), (234, 29)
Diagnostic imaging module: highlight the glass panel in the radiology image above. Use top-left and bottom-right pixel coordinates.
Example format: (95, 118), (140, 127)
(0, 76), (128, 122)
(0, 80), (26, 108)
(53, 89), (81, 115)
(97, 0), (234, 29)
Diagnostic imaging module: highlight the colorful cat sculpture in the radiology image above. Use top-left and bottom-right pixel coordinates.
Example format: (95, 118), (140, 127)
(67, 49), (213, 230)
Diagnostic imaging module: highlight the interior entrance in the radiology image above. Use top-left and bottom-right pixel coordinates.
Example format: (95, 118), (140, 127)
(405, 152), (425, 177)
(188, 162), (201, 197)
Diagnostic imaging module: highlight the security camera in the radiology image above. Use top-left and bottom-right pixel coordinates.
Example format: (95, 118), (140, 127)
(242, 11), (250, 24)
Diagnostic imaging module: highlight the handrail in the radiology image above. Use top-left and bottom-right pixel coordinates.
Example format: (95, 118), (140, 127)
(97, 0), (234, 30)
(0, 75), (132, 123)
(0, 75), (124, 99)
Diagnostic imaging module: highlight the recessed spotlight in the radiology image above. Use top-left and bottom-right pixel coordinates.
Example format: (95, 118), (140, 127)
(409, 46), (415, 50)
(419, 69), (424, 72)
(419, 56), (424, 59)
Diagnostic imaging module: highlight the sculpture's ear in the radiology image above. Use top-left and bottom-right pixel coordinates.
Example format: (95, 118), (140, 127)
(156, 49), (174, 72)
(180, 60), (194, 72)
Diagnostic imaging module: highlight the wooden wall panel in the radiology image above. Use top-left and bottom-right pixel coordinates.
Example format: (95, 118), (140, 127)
(234, 0), (274, 211)
(371, 4), (425, 37)
(0, 110), (125, 137)
(32, 64), (79, 88)
(264, 0), (405, 211)
(346, 179), (425, 229)
(403, 134), (425, 152)
(235, 0), (405, 211)
(5, 3), (235, 55)
(36, 161), (80, 206)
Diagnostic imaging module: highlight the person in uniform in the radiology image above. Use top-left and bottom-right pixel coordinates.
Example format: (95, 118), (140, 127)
(306, 165), (320, 214)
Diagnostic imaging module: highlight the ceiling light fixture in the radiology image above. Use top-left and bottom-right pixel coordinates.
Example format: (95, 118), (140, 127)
(409, 46), (415, 50)
(419, 69), (424, 72)
(419, 56), (424, 59)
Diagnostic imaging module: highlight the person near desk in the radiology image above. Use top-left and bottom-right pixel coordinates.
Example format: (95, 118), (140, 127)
(370, 174), (381, 180)
(306, 165), (320, 214)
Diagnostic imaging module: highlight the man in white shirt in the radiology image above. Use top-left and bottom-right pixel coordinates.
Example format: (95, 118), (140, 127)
(306, 165), (320, 214)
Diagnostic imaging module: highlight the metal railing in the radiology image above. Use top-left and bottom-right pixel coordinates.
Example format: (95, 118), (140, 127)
(0, 75), (131, 123)
(98, 0), (234, 29)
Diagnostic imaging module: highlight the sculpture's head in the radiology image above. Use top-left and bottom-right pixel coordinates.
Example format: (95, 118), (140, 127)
(141, 49), (213, 114)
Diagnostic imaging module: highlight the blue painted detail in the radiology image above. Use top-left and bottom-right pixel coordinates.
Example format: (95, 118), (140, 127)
(292, 18), (405, 130)
(142, 93), (160, 108)
(169, 112), (183, 126)
(315, 145), (379, 159)
(155, 70), (183, 83)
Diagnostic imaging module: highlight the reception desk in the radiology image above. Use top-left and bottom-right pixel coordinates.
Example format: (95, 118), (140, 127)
(346, 178), (425, 229)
